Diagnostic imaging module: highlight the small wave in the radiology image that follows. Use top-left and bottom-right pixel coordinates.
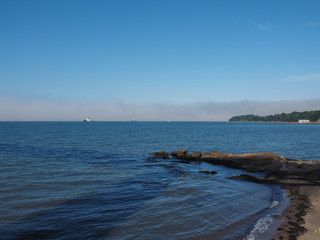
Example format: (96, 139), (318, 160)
(245, 215), (273, 240)
(244, 200), (280, 240)
(270, 200), (279, 208)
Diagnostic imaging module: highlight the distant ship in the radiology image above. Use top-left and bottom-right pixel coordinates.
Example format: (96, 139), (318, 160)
(83, 117), (93, 122)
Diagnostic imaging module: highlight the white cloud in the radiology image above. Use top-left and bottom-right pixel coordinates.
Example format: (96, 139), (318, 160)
(1, 98), (320, 121)
(255, 23), (270, 30)
(285, 73), (320, 82)
(307, 22), (320, 27)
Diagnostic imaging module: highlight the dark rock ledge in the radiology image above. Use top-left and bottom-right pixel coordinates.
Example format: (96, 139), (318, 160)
(153, 149), (320, 240)
(154, 149), (320, 178)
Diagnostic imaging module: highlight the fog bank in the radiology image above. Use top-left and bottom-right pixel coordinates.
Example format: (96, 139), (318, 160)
(1, 98), (320, 121)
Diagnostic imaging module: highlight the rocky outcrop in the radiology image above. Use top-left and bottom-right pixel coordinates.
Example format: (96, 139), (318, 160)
(153, 149), (320, 178)
(169, 150), (202, 160)
(280, 158), (320, 176)
(200, 152), (287, 173)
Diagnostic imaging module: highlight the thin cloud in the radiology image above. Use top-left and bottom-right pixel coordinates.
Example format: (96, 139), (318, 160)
(306, 22), (320, 27)
(255, 23), (271, 30)
(285, 73), (320, 82)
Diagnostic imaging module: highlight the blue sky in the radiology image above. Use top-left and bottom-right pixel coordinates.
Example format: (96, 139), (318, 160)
(1, 0), (320, 120)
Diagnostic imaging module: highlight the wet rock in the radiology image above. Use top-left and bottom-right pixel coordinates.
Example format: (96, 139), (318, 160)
(171, 149), (188, 159)
(200, 151), (287, 173)
(157, 149), (320, 178)
(280, 158), (320, 177)
(153, 151), (169, 158)
(171, 150), (201, 161)
(188, 151), (202, 160)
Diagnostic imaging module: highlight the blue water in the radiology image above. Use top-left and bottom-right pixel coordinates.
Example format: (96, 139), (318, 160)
(0, 122), (319, 240)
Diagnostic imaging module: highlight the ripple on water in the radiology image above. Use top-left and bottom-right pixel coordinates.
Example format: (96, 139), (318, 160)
(0, 122), (315, 239)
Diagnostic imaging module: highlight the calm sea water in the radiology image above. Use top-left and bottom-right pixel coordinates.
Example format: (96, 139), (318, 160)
(0, 122), (319, 240)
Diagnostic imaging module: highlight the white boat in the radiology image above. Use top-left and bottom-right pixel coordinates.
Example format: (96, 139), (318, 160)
(83, 117), (93, 122)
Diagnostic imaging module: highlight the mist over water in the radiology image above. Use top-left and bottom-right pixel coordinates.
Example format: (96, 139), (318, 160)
(0, 122), (319, 239)
(2, 98), (320, 121)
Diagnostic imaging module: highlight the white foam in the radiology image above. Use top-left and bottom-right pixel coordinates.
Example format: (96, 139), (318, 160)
(245, 215), (273, 240)
(245, 200), (281, 239)
(270, 200), (279, 208)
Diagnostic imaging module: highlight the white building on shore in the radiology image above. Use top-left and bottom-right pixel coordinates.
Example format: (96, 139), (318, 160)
(298, 119), (310, 123)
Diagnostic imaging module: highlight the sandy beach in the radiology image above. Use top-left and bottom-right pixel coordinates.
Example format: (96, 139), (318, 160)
(298, 186), (320, 240)
(253, 178), (320, 240)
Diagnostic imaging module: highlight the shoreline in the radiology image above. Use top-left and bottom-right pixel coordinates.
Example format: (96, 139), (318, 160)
(227, 175), (315, 240)
(154, 150), (320, 240)
(227, 175), (318, 240)
(229, 121), (320, 124)
(275, 181), (320, 240)
(264, 179), (312, 240)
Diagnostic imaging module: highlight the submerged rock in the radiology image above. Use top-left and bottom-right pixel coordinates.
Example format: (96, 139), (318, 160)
(199, 171), (217, 175)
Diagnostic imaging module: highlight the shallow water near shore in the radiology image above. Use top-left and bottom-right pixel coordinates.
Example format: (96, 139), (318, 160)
(0, 122), (319, 240)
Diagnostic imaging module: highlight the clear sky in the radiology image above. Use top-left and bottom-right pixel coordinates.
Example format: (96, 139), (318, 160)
(1, 0), (320, 121)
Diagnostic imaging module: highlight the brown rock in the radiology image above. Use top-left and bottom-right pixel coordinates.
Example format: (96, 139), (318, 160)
(155, 149), (320, 178)
(188, 151), (202, 160)
(171, 149), (188, 159)
(153, 151), (169, 158)
(200, 151), (286, 173)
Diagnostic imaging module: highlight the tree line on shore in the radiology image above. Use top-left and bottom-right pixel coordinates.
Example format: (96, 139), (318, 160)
(229, 110), (320, 122)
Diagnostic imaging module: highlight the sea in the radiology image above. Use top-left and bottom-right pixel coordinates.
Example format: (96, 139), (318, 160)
(1, 121), (319, 240)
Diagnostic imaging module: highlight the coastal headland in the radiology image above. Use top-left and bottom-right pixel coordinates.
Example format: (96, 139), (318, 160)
(153, 149), (320, 240)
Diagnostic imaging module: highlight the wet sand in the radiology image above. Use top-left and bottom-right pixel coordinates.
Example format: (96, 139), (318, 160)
(272, 182), (311, 240)
(228, 176), (316, 240)
(229, 176), (320, 240)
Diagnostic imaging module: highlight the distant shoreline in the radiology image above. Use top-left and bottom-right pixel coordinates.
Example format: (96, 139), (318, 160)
(229, 110), (320, 123)
(229, 121), (320, 124)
